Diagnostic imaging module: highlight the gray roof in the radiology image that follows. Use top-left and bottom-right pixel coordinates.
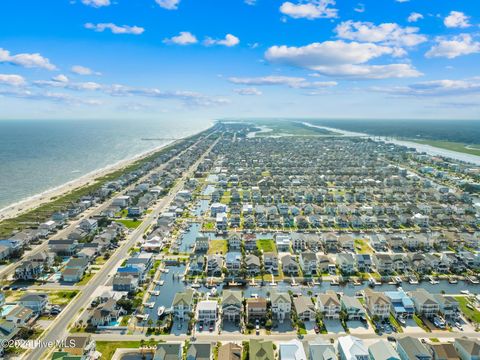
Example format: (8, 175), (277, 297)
(187, 343), (211, 360)
(397, 336), (431, 360)
(369, 340), (400, 360)
(154, 343), (182, 360)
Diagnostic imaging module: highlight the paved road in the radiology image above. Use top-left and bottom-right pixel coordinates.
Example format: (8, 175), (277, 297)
(23, 134), (219, 360)
(91, 329), (479, 342)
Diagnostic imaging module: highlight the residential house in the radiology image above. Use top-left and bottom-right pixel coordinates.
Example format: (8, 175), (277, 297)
(195, 236), (210, 253)
(309, 342), (337, 360)
(270, 291), (291, 323)
(90, 298), (125, 327)
(218, 343), (242, 360)
(430, 343), (460, 360)
(279, 339), (308, 360)
(222, 290), (242, 323)
(292, 234), (307, 252)
(263, 252), (279, 274)
(384, 289), (415, 319)
(356, 254), (372, 273)
(186, 343), (212, 360)
(5, 305), (34, 325)
(154, 343), (182, 360)
(368, 340), (400, 360)
(434, 295), (459, 319)
(364, 288), (391, 320)
(299, 251), (317, 276)
(282, 255), (299, 276)
(18, 293), (48, 314)
(276, 234), (291, 252)
(293, 296), (316, 322)
(61, 334), (96, 358)
(337, 253), (356, 275)
(338, 336), (369, 360)
(225, 252), (242, 275)
(454, 338), (480, 360)
(245, 254), (261, 276)
(228, 234), (242, 251)
(197, 300), (217, 325)
(250, 340), (274, 360)
(396, 337), (432, 360)
(409, 289), (440, 319)
(316, 290), (341, 319)
(172, 289), (195, 320)
(48, 239), (78, 256)
(246, 298), (267, 323)
(206, 255), (224, 277)
(341, 295), (366, 321)
(373, 254), (393, 274)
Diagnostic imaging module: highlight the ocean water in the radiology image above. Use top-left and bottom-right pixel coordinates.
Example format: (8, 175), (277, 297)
(0, 119), (211, 210)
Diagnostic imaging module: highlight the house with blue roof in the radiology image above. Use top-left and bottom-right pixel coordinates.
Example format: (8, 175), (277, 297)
(384, 288), (415, 319)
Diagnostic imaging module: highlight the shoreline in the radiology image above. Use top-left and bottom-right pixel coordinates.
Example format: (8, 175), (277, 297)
(0, 139), (178, 222)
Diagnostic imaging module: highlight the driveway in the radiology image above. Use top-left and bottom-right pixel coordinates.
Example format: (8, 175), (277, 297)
(324, 319), (345, 334)
(348, 320), (373, 335)
(403, 318), (425, 334)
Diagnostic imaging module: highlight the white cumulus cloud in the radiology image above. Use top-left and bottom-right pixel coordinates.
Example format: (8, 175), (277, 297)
(228, 75), (337, 88)
(204, 34), (240, 47)
(84, 23), (144, 35)
(71, 65), (101, 76)
(280, 0), (338, 20)
(234, 87), (262, 95)
(265, 41), (422, 79)
(0, 48), (56, 70)
(426, 34), (480, 59)
(444, 11), (471, 28)
(163, 32), (198, 45)
(0, 74), (26, 86)
(335, 21), (427, 47)
(407, 12), (423, 23)
(81, 0), (110, 8)
(155, 0), (180, 10)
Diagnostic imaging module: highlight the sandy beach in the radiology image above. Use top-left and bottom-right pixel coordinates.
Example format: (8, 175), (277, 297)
(0, 140), (177, 222)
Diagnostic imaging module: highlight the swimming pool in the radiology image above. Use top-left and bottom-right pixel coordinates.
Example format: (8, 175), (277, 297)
(0, 304), (15, 316)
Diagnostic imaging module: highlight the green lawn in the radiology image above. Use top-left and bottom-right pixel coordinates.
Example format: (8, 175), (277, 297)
(257, 239), (277, 253)
(411, 139), (480, 157)
(96, 341), (142, 359)
(354, 239), (373, 254)
(76, 272), (94, 286)
(203, 221), (215, 230)
(116, 219), (142, 229)
(208, 240), (228, 255)
(455, 296), (480, 323)
(49, 290), (78, 305)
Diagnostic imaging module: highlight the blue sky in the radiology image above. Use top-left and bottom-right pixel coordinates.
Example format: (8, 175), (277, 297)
(0, 0), (479, 120)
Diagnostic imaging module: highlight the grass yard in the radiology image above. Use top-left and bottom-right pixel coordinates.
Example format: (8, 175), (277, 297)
(96, 341), (142, 359)
(413, 314), (431, 332)
(115, 219), (142, 229)
(203, 221), (215, 230)
(76, 272), (94, 286)
(257, 239), (277, 253)
(208, 240), (228, 255)
(354, 239), (373, 254)
(49, 290), (78, 305)
(455, 296), (480, 324)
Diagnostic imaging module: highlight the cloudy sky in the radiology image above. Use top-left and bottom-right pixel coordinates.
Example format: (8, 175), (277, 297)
(0, 0), (479, 120)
